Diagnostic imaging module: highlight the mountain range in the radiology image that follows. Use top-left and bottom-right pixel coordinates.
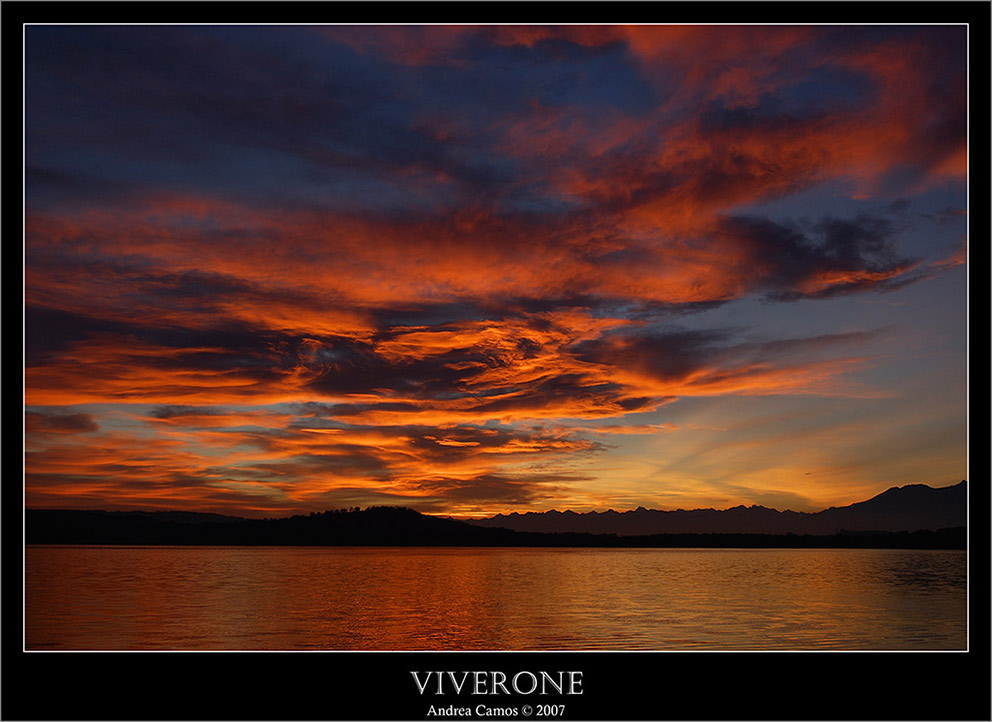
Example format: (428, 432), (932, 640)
(25, 481), (966, 547)
(464, 480), (968, 536)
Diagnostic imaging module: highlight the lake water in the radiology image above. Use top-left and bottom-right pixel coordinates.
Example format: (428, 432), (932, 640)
(24, 546), (967, 651)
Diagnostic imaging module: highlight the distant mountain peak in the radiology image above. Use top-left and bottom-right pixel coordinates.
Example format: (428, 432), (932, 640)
(467, 481), (966, 537)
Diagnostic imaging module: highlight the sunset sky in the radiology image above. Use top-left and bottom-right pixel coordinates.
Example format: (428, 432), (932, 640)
(24, 24), (968, 518)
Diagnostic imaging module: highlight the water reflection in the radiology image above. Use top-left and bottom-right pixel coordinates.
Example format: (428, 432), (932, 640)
(25, 546), (966, 650)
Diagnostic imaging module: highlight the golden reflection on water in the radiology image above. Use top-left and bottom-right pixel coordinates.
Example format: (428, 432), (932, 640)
(25, 546), (966, 650)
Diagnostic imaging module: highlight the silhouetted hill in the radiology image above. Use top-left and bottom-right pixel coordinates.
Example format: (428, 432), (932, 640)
(466, 481), (967, 536)
(25, 495), (966, 549)
(25, 507), (518, 546)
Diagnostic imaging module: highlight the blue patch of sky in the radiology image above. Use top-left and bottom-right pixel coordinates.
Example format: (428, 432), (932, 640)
(775, 64), (873, 117)
(27, 110), (463, 219)
(399, 36), (653, 130)
(497, 185), (585, 216)
(667, 253), (966, 405)
(671, 291), (881, 348)
(496, 39), (657, 116)
(697, 65), (871, 140)
(27, 27), (425, 192)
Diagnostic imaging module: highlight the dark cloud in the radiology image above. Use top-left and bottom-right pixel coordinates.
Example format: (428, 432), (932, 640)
(304, 339), (428, 395)
(306, 330), (551, 398)
(574, 326), (881, 388)
(295, 401), (422, 419)
(573, 329), (728, 382)
(730, 330), (880, 361)
(24, 306), (127, 366)
(716, 213), (918, 299)
(407, 424), (604, 461)
(26, 242), (340, 323)
(25, 304), (317, 382)
(210, 450), (393, 481)
(920, 206), (967, 226)
(466, 375), (657, 418)
(150, 405), (225, 420)
(25, 411), (99, 434)
(413, 473), (588, 504)
(368, 301), (487, 329)
(24, 166), (142, 209)
(24, 26), (536, 214)
(697, 103), (825, 138)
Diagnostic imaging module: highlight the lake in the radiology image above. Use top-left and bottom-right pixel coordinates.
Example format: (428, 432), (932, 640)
(24, 546), (967, 651)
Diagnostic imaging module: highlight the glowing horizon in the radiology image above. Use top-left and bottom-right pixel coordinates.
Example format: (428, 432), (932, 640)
(24, 24), (968, 519)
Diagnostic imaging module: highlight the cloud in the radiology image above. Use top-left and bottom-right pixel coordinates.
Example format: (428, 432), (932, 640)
(715, 213), (921, 299)
(22, 25), (967, 516)
(24, 411), (99, 434)
(573, 327), (887, 399)
(412, 472), (583, 506)
(24, 398), (607, 516)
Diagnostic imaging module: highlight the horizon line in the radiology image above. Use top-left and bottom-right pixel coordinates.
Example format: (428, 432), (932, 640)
(24, 479), (967, 522)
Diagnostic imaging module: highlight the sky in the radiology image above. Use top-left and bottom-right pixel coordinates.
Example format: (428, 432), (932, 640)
(23, 24), (968, 519)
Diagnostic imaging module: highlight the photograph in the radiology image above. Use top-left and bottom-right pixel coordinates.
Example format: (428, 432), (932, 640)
(10, 5), (989, 721)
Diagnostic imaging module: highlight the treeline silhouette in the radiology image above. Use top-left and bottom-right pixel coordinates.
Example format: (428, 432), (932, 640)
(25, 506), (966, 549)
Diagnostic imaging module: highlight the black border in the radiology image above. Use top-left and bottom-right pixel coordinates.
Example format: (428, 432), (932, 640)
(5, 3), (990, 721)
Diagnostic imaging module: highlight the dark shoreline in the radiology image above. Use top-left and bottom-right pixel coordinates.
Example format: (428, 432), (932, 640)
(25, 507), (966, 549)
